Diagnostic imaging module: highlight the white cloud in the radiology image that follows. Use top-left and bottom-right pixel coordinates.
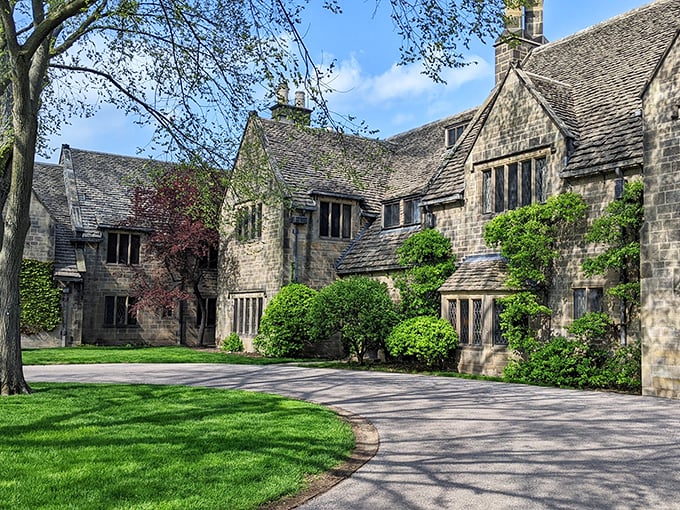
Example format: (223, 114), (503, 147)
(322, 54), (491, 108)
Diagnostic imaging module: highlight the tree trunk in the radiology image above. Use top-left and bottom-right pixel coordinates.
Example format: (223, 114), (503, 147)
(194, 280), (205, 346)
(0, 38), (50, 395)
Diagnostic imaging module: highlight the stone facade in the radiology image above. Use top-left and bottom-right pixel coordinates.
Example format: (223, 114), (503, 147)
(641, 32), (680, 398)
(27, 147), (218, 348)
(224, 3), (680, 396)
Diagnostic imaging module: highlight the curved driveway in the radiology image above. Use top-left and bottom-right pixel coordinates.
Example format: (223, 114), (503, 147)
(26, 364), (680, 510)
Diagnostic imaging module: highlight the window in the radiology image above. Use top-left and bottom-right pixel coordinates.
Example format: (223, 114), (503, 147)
(107, 232), (140, 265)
(482, 170), (492, 214)
(493, 300), (508, 345)
(480, 155), (549, 214)
(196, 297), (217, 327)
(472, 299), (483, 345)
(104, 296), (137, 327)
(535, 157), (547, 203)
(573, 287), (604, 319)
(236, 203), (262, 241)
(459, 299), (470, 345)
(404, 199), (421, 225)
(384, 202), (400, 228)
(448, 300), (457, 329)
(320, 200), (351, 239)
(233, 295), (264, 335)
(521, 160), (533, 207)
(508, 163), (518, 210)
(445, 123), (468, 148)
(494, 166), (505, 213)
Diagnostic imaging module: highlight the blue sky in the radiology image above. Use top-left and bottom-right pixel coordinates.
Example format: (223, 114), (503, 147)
(42, 0), (651, 162)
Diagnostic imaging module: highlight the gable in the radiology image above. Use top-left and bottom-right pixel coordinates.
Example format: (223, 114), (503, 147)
(469, 69), (567, 166)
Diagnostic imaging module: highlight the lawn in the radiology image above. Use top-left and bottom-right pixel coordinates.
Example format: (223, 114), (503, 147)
(22, 345), (298, 366)
(0, 383), (354, 510)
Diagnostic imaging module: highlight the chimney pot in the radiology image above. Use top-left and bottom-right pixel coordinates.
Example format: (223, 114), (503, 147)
(276, 83), (289, 104)
(295, 91), (306, 108)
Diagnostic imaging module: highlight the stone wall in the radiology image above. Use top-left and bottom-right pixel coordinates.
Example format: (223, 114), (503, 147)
(641, 36), (680, 398)
(24, 193), (55, 262)
(81, 231), (215, 346)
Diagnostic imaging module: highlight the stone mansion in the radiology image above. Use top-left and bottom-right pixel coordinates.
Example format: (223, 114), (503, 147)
(27, 0), (680, 398)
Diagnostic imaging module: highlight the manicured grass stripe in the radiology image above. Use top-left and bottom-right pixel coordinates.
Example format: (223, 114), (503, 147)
(22, 346), (298, 366)
(0, 383), (354, 510)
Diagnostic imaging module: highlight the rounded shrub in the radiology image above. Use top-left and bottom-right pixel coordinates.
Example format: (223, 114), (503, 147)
(254, 283), (317, 357)
(386, 316), (459, 369)
(221, 332), (243, 353)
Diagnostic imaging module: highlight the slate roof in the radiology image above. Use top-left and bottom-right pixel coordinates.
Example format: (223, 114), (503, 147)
(254, 117), (392, 214)
(63, 146), (172, 239)
(522, 0), (680, 176)
(384, 109), (477, 201)
(336, 222), (420, 275)
(439, 254), (509, 293)
(32, 163), (80, 280)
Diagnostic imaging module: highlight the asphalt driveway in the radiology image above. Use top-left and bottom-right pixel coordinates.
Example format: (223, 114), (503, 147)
(25, 364), (680, 509)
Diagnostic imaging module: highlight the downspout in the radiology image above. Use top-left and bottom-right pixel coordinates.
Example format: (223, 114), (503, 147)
(293, 224), (299, 283)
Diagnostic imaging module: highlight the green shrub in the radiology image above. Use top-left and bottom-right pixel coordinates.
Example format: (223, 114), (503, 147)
(19, 259), (61, 334)
(503, 336), (599, 389)
(255, 284), (317, 357)
(394, 229), (456, 318)
(588, 341), (641, 393)
(503, 335), (641, 393)
(386, 316), (458, 369)
(221, 333), (243, 352)
(308, 277), (398, 365)
(568, 312), (615, 344)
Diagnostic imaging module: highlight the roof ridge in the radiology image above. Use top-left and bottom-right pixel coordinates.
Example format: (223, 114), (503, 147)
(521, 71), (573, 89)
(66, 146), (175, 164)
(531, 0), (672, 57)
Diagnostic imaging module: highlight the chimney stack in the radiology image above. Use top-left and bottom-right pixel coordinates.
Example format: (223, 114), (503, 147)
(270, 84), (312, 126)
(494, 0), (547, 86)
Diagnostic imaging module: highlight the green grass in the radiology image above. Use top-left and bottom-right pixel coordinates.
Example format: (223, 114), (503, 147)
(0, 383), (354, 510)
(22, 346), (298, 366)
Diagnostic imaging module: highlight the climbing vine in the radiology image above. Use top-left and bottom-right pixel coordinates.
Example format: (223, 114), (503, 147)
(394, 229), (456, 318)
(19, 259), (61, 334)
(484, 193), (588, 354)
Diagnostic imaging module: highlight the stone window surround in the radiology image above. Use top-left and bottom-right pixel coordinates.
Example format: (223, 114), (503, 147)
(319, 200), (352, 240)
(446, 294), (509, 347)
(106, 231), (141, 265)
(478, 149), (550, 215)
(232, 292), (265, 337)
(573, 286), (604, 320)
(236, 202), (263, 242)
(104, 295), (138, 327)
(382, 197), (421, 230)
(444, 122), (468, 149)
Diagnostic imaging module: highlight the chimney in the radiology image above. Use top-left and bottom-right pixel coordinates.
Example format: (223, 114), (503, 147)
(270, 84), (312, 126)
(494, 0), (547, 86)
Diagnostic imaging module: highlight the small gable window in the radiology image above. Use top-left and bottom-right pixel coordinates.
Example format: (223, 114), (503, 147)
(445, 123), (468, 148)
(320, 201), (352, 239)
(236, 203), (262, 242)
(107, 232), (140, 265)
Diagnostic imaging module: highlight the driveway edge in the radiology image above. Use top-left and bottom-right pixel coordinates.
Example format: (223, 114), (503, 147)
(261, 405), (379, 509)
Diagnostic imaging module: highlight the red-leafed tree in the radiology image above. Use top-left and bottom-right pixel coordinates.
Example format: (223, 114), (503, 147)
(129, 165), (228, 345)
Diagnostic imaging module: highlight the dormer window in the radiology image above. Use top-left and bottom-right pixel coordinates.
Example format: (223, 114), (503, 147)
(404, 198), (421, 225)
(383, 198), (421, 229)
(445, 123), (468, 148)
(384, 202), (400, 228)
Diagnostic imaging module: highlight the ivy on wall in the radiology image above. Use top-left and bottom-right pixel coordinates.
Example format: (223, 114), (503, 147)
(19, 259), (61, 334)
